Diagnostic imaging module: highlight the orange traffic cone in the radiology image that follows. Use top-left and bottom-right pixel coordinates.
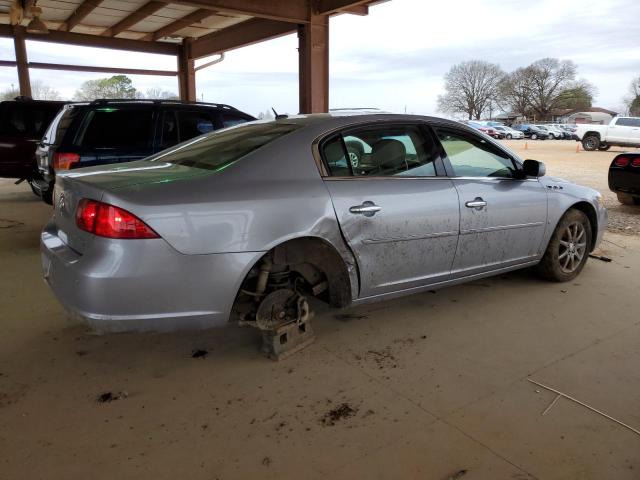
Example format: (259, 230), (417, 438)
(576, 143), (580, 153)
(524, 142), (528, 150)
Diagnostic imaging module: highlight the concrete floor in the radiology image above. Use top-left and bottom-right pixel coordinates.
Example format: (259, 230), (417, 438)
(1, 171), (639, 479)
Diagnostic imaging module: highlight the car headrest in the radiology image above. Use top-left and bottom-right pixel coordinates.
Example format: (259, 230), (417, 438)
(371, 139), (407, 173)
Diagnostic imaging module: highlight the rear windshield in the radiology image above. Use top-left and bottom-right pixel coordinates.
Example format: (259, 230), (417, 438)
(0, 102), (63, 137)
(150, 122), (300, 171)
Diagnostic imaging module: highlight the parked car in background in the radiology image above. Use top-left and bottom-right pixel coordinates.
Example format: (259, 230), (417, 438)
(549, 124), (573, 139)
(493, 125), (524, 139)
(513, 124), (549, 140)
(464, 121), (503, 139)
(535, 125), (564, 139)
(574, 116), (640, 151)
(35, 99), (255, 203)
(41, 113), (606, 337)
(608, 153), (640, 205)
(0, 97), (66, 193)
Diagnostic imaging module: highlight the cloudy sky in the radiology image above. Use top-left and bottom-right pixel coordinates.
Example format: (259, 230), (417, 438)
(1, 0), (639, 117)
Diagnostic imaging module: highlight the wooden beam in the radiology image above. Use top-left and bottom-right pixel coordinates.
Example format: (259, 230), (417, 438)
(141, 9), (215, 41)
(0, 60), (18, 68)
(190, 18), (295, 59)
(316, 0), (372, 15)
(298, 15), (328, 113)
(28, 62), (177, 76)
(59, 0), (104, 32)
(177, 39), (196, 101)
(0, 24), (179, 55)
(101, 1), (165, 37)
(13, 26), (31, 97)
(165, 0), (310, 23)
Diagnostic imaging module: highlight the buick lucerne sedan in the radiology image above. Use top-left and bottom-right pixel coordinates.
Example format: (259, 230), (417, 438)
(41, 114), (607, 337)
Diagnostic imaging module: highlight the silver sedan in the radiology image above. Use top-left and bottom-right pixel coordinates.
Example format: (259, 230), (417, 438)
(41, 114), (607, 339)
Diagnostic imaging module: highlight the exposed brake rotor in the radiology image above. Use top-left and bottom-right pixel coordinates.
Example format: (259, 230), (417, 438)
(255, 288), (310, 331)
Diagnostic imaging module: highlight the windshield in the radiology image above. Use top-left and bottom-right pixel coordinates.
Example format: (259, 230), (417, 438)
(150, 122), (300, 171)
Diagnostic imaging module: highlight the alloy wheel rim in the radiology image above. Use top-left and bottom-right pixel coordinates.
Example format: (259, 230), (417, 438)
(348, 151), (359, 168)
(585, 138), (596, 149)
(558, 221), (587, 273)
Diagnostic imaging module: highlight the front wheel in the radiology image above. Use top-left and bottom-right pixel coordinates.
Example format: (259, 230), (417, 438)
(506, 134), (512, 139)
(598, 145), (611, 151)
(582, 135), (600, 151)
(531, 133), (537, 140)
(537, 209), (592, 282)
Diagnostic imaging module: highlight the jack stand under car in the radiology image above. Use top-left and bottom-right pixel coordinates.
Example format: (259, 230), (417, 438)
(256, 289), (315, 360)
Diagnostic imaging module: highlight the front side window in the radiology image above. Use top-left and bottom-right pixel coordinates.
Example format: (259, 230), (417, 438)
(151, 123), (300, 171)
(437, 129), (517, 178)
(322, 124), (437, 177)
(77, 108), (154, 149)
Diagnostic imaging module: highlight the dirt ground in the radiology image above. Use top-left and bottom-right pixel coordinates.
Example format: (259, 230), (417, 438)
(1, 145), (640, 479)
(501, 139), (640, 235)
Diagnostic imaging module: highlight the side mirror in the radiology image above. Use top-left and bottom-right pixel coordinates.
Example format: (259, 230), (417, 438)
(522, 159), (546, 178)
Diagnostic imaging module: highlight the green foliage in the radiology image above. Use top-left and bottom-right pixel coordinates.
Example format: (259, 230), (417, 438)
(74, 75), (138, 101)
(554, 83), (594, 110)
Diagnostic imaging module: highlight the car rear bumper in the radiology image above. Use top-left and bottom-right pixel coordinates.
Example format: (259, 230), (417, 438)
(40, 220), (264, 332)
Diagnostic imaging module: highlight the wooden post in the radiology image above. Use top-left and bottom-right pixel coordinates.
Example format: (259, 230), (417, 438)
(178, 38), (196, 102)
(13, 26), (31, 98)
(298, 14), (329, 113)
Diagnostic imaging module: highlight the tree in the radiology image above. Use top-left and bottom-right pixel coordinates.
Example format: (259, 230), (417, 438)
(498, 67), (535, 118)
(257, 109), (274, 120)
(31, 80), (62, 100)
(0, 85), (20, 101)
(437, 60), (505, 119)
(145, 87), (179, 100)
(526, 58), (577, 119)
(554, 80), (596, 111)
(74, 75), (138, 100)
(624, 76), (640, 116)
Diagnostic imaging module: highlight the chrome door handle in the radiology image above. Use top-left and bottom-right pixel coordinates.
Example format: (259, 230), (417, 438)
(465, 197), (487, 209)
(349, 201), (381, 217)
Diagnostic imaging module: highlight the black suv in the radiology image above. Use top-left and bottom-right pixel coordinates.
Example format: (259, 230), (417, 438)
(0, 97), (66, 190)
(35, 99), (255, 203)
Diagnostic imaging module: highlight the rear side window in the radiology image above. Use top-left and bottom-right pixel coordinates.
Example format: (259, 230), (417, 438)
(178, 110), (215, 140)
(76, 108), (154, 149)
(615, 117), (640, 127)
(321, 124), (438, 177)
(436, 128), (516, 178)
(151, 123), (300, 171)
(43, 106), (79, 145)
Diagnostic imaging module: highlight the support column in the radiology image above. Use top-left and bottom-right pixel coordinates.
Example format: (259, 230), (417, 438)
(13, 26), (31, 98)
(178, 38), (196, 102)
(298, 14), (329, 114)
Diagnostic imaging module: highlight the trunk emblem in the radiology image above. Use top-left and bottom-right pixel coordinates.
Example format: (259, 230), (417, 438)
(57, 192), (66, 212)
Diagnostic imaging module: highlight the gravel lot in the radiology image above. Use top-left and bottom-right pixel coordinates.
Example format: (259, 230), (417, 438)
(501, 139), (640, 235)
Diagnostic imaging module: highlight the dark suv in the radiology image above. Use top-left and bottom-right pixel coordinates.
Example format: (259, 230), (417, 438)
(0, 97), (66, 190)
(512, 124), (549, 140)
(35, 99), (255, 203)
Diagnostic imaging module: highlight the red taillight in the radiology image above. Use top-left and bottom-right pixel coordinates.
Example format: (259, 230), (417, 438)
(632, 158), (640, 167)
(53, 152), (80, 170)
(76, 199), (159, 239)
(614, 156), (630, 167)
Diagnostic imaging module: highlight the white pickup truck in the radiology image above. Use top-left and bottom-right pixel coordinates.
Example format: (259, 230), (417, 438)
(574, 116), (640, 151)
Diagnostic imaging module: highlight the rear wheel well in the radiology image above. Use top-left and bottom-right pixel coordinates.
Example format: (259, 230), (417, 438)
(235, 237), (352, 312)
(569, 202), (598, 252)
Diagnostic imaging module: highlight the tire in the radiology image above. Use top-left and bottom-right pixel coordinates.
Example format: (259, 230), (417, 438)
(537, 209), (592, 282)
(582, 135), (600, 151)
(506, 134), (512, 139)
(617, 192), (640, 205)
(598, 145), (611, 151)
(28, 180), (40, 197)
(531, 133), (537, 140)
(549, 133), (555, 140)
